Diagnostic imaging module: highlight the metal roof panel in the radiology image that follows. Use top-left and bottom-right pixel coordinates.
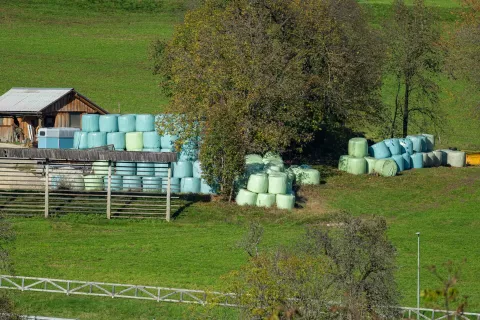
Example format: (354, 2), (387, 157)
(0, 88), (74, 113)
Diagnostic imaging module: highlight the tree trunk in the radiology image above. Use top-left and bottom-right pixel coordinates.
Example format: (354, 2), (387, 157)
(402, 81), (410, 138)
(391, 79), (402, 138)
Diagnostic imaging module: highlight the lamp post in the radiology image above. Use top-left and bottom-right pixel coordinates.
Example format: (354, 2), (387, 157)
(416, 232), (420, 320)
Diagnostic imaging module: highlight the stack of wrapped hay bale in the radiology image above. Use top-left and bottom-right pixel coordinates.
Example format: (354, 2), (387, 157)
(236, 153), (321, 210)
(339, 134), (466, 177)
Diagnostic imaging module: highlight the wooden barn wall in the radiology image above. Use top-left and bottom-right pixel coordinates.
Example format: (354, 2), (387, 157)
(43, 93), (100, 115)
(54, 113), (69, 127)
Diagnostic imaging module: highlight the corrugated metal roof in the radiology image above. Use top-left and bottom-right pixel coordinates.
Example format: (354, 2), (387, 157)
(0, 88), (74, 114)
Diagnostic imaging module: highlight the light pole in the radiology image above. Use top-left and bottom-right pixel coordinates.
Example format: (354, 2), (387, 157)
(416, 232), (420, 320)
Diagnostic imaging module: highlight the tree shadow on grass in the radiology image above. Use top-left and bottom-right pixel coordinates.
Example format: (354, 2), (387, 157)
(171, 193), (212, 219)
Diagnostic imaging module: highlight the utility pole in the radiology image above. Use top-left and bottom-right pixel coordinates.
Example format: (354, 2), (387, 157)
(416, 232), (420, 320)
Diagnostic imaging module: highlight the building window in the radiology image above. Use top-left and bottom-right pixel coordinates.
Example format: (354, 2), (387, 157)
(70, 113), (81, 128)
(44, 116), (55, 128)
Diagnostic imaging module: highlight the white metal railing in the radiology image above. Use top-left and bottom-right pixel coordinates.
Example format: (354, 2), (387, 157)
(399, 307), (480, 320)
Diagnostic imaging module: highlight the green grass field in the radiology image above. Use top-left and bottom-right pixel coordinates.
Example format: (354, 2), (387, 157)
(5, 167), (480, 319)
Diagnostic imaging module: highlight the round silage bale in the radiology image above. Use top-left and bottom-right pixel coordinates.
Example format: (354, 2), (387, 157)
(65, 174), (85, 191)
(262, 152), (283, 165)
(125, 132), (143, 151)
(142, 176), (162, 192)
(368, 141), (391, 159)
(346, 157), (367, 175)
(276, 194), (295, 210)
(103, 175), (123, 191)
(435, 150), (448, 166)
(87, 132), (107, 148)
(410, 153), (424, 169)
(193, 160), (203, 178)
(422, 152), (432, 168)
(179, 139), (199, 161)
(135, 114), (155, 132)
(399, 138), (414, 155)
(122, 175), (142, 191)
(107, 132), (126, 150)
(268, 172), (288, 194)
(338, 155), (349, 171)
(247, 173), (268, 194)
(92, 161), (109, 175)
(143, 148), (161, 152)
(348, 138), (368, 158)
(73, 131), (89, 149)
(181, 177), (201, 193)
(406, 135), (426, 153)
(384, 138), (402, 155)
(81, 114), (100, 132)
(391, 154), (405, 172)
(256, 193), (276, 208)
(428, 152), (440, 167)
(245, 154), (264, 165)
(365, 157), (377, 174)
(402, 153), (412, 170)
(447, 151), (466, 167)
(160, 135), (178, 150)
(116, 162), (136, 176)
(296, 168), (321, 185)
(265, 162), (284, 174)
(200, 179), (215, 194)
(173, 161), (193, 178)
(143, 131), (161, 149)
(99, 114), (119, 133)
(84, 175), (104, 191)
(421, 134), (435, 152)
(118, 114), (136, 132)
(236, 189), (258, 206)
(136, 162), (155, 176)
(374, 159), (398, 177)
(439, 149), (452, 166)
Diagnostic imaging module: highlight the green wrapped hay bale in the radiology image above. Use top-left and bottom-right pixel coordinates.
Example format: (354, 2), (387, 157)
(135, 114), (155, 132)
(368, 141), (391, 159)
(276, 194), (295, 210)
(391, 154), (405, 172)
(256, 193), (276, 208)
(262, 152), (283, 165)
(126, 132), (143, 151)
(84, 175), (104, 191)
(173, 161), (193, 178)
(245, 154), (263, 164)
(384, 138), (402, 155)
(236, 189), (258, 206)
(348, 138), (368, 158)
(268, 172), (287, 194)
(365, 157), (377, 174)
(103, 175), (123, 191)
(296, 168), (321, 185)
(107, 132), (126, 150)
(116, 162), (136, 176)
(92, 161), (109, 175)
(87, 132), (107, 148)
(338, 155), (349, 171)
(346, 157), (367, 175)
(447, 151), (466, 167)
(122, 175), (142, 191)
(118, 114), (136, 132)
(421, 134), (435, 152)
(247, 173), (268, 194)
(81, 114), (100, 132)
(374, 159), (398, 177)
(410, 153), (424, 169)
(265, 162), (284, 174)
(99, 114), (119, 133)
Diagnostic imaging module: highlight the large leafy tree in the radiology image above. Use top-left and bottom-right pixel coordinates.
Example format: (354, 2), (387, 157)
(153, 0), (383, 196)
(385, 0), (443, 138)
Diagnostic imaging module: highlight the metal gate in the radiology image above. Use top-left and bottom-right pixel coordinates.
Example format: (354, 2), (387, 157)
(0, 158), (179, 220)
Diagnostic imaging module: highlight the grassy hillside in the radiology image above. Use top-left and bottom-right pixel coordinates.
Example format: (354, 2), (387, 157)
(6, 167), (480, 319)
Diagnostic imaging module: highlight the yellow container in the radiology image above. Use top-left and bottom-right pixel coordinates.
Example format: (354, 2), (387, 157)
(466, 153), (480, 166)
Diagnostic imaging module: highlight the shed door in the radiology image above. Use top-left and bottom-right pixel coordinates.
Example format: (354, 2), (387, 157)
(69, 113), (81, 128)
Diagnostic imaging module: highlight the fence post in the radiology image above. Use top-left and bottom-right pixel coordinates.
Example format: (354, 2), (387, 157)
(44, 159), (49, 218)
(166, 165), (171, 222)
(107, 161), (112, 219)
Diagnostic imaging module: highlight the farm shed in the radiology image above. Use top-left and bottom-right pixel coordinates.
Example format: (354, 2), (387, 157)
(0, 88), (108, 143)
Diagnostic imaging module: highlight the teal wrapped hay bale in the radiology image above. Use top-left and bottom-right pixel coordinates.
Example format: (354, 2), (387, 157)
(92, 161), (109, 175)
(338, 155), (349, 171)
(399, 138), (414, 155)
(348, 138), (368, 158)
(384, 138), (402, 156)
(286, 171), (295, 193)
(374, 159), (398, 177)
(422, 152), (432, 168)
(247, 173), (268, 194)
(200, 179), (215, 194)
(406, 135), (426, 153)
(99, 114), (119, 133)
(173, 161), (193, 178)
(365, 157), (377, 174)
(143, 131), (161, 149)
(73, 131), (89, 149)
(236, 189), (258, 206)
(410, 153), (424, 169)
(83, 175), (104, 191)
(402, 153), (412, 170)
(368, 141), (391, 159)
(268, 172), (287, 194)
(125, 132), (143, 151)
(179, 139), (199, 161)
(447, 151), (466, 167)
(166, 178), (181, 193)
(391, 154), (405, 172)
(160, 135), (178, 150)
(142, 176), (162, 192)
(103, 175), (123, 191)
(193, 160), (202, 178)
(276, 194), (295, 210)
(181, 177), (201, 193)
(421, 134), (435, 152)
(296, 168), (321, 185)
(135, 114), (155, 132)
(143, 148), (161, 152)
(118, 114), (136, 132)
(161, 148), (174, 152)
(87, 132), (107, 148)
(136, 162), (155, 176)
(154, 163), (169, 178)
(346, 157), (367, 175)
(107, 132), (126, 150)
(256, 193), (276, 208)
(122, 175), (142, 191)
(116, 162), (136, 176)
(81, 114), (100, 132)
